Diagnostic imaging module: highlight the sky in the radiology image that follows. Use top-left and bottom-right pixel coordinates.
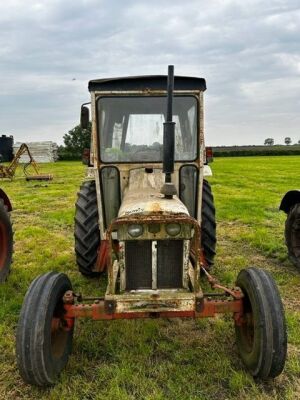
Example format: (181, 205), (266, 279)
(0, 0), (299, 146)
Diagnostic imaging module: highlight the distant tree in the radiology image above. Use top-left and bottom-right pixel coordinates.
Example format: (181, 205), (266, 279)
(264, 138), (274, 146)
(57, 123), (91, 160)
(284, 137), (292, 145)
(60, 122), (91, 159)
(298, 139), (300, 144)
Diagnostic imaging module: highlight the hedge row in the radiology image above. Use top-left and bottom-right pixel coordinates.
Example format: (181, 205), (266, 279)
(212, 146), (300, 157)
(57, 146), (300, 160)
(57, 147), (82, 161)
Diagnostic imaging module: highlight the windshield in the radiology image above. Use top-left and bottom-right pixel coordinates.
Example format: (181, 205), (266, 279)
(97, 96), (197, 163)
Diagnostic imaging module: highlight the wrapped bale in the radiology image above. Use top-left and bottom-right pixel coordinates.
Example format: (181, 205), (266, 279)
(13, 142), (58, 163)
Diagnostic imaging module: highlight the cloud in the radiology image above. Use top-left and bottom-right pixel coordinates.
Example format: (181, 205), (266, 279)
(0, 0), (299, 145)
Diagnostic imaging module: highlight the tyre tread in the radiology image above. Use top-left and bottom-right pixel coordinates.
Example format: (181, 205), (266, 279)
(236, 267), (287, 379)
(201, 180), (217, 266)
(16, 272), (73, 386)
(74, 180), (100, 276)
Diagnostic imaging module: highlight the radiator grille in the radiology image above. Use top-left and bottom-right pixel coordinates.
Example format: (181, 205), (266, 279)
(157, 240), (183, 288)
(125, 241), (152, 290)
(125, 240), (184, 290)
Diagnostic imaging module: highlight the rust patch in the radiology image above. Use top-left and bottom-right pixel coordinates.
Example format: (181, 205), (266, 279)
(118, 168), (189, 218)
(149, 202), (162, 212)
(63, 297), (243, 321)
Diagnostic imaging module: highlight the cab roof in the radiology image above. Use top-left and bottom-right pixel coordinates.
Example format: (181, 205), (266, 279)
(88, 75), (206, 92)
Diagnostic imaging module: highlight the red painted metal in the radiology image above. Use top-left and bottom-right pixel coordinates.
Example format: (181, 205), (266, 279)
(95, 240), (109, 272)
(200, 266), (243, 300)
(197, 298), (243, 317)
(64, 316), (75, 331)
(95, 240), (120, 273)
(64, 298), (243, 321)
(205, 146), (213, 163)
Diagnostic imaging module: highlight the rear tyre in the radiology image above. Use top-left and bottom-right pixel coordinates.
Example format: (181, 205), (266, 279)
(235, 267), (287, 379)
(285, 203), (300, 269)
(74, 180), (100, 276)
(16, 272), (74, 386)
(201, 180), (216, 267)
(0, 199), (13, 282)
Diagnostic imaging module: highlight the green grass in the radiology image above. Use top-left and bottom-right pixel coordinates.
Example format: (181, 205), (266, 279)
(0, 157), (300, 400)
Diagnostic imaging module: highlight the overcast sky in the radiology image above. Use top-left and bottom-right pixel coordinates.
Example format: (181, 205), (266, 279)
(0, 0), (299, 146)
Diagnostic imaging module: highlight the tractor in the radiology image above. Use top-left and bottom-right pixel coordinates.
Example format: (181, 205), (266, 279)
(0, 188), (13, 282)
(16, 66), (287, 386)
(280, 190), (300, 268)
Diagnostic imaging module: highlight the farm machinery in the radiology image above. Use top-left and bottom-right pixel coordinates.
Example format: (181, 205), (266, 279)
(16, 66), (287, 386)
(0, 143), (52, 181)
(0, 188), (13, 282)
(280, 190), (300, 268)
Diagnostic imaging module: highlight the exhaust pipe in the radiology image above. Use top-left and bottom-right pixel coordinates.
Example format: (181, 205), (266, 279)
(161, 65), (177, 199)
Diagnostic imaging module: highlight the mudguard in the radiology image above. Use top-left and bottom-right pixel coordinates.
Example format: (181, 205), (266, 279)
(0, 189), (12, 211)
(279, 190), (300, 214)
(203, 165), (212, 177)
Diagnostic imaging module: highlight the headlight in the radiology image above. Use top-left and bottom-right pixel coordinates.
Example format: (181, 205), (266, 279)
(166, 223), (181, 236)
(128, 224), (143, 238)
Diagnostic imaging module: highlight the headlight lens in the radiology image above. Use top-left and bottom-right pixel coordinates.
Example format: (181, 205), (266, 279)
(166, 223), (181, 236)
(128, 224), (143, 238)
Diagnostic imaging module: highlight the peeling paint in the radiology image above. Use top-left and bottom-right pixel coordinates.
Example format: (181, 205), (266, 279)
(118, 168), (189, 218)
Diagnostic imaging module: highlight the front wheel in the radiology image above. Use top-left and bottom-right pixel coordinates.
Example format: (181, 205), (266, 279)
(285, 203), (300, 269)
(235, 267), (287, 379)
(16, 272), (74, 386)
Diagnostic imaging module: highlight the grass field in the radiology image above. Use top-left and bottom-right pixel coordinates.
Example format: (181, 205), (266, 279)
(0, 157), (299, 400)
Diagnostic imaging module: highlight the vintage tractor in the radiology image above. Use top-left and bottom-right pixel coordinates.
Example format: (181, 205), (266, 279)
(0, 188), (13, 282)
(16, 66), (287, 386)
(280, 190), (300, 268)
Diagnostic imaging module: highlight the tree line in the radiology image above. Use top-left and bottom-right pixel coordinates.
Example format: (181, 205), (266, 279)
(264, 137), (300, 146)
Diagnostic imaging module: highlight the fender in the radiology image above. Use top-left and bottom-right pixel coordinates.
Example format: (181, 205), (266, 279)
(0, 189), (12, 211)
(203, 165), (212, 177)
(279, 190), (300, 214)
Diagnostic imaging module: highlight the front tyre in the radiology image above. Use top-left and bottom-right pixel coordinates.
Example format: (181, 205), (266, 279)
(16, 272), (74, 386)
(0, 199), (13, 282)
(235, 267), (287, 379)
(285, 203), (300, 269)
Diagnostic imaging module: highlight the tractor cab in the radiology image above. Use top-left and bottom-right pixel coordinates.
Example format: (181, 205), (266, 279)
(83, 73), (207, 219)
